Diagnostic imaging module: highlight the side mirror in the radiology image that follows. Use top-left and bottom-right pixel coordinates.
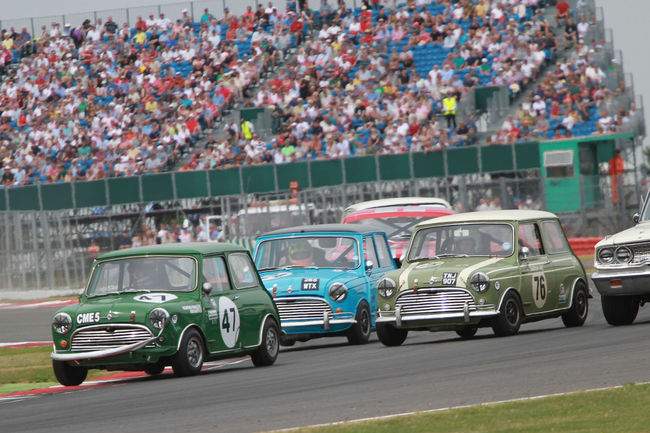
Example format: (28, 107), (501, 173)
(518, 246), (530, 261)
(365, 260), (374, 272)
(202, 282), (213, 295)
(633, 213), (640, 224)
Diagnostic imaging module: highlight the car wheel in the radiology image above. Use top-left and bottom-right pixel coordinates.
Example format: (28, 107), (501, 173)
(455, 326), (478, 339)
(172, 329), (205, 377)
(376, 322), (408, 346)
(601, 295), (639, 326)
(561, 282), (589, 327)
(251, 318), (280, 367)
(492, 292), (523, 336)
(144, 361), (166, 376)
(346, 301), (372, 345)
(52, 360), (88, 386)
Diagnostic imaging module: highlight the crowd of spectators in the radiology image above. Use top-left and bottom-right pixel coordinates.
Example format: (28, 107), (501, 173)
(0, 0), (640, 189)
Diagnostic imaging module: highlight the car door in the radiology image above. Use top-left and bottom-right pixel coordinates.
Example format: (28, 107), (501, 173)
(362, 236), (385, 315)
(201, 254), (238, 354)
(226, 252), (266, 348)
(539, 219), (576, 309)
(517, 222), (557, 315)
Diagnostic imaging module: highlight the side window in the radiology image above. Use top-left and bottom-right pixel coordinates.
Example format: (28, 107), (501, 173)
(518, 223), (544, 256)
(203, 256), (232, 292)
(541, 220), (570, 254)
(374, 234), (393, 267)
(363, 237), (379, 269)
(228, 253), (258, 289)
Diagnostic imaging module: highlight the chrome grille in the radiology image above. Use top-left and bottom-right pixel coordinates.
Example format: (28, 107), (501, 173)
(274, 297), (333, 322)
(630, 244), (650, 263)
(70, 325), (154, 352)
(395, 289), (476, 316)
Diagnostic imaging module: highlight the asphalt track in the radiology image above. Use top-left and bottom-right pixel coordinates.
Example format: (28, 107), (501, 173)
(2, 290), (650, 433)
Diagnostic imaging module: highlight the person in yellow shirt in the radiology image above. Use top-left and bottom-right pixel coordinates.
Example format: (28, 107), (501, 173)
(442, 91), (457, 129)
(132, 30), (147, 45)
(2, 34), (14, 50)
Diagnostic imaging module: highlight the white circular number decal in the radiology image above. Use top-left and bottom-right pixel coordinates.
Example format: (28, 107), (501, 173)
(532, 273), (547, 308)
(218, 297), (240, 348)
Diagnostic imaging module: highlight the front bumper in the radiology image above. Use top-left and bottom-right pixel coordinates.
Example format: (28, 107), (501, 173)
(281, 311), (356, 332)
(376, 304), (497, 328)
(591, 266), (650, 296)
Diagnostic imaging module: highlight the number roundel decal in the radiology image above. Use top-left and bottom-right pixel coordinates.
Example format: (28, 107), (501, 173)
(218, 297), (240, 348)
(532, 273), (547, 308)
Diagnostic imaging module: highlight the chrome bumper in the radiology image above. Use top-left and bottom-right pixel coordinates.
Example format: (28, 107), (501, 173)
(51, 331), (162, 362)
(281, 311), (356, 330)
(591, 268), (650, 296)
(376, 304), (497, 326)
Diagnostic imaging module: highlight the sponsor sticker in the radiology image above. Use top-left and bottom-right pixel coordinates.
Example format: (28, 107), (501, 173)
(182, 304), (203, 314)
(442, 272), (457, 285)
(302, 278), (319, 290)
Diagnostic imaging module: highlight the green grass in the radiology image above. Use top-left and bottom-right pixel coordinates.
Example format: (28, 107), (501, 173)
(285, 383), (650, 433)
(0, 345), (119, 394)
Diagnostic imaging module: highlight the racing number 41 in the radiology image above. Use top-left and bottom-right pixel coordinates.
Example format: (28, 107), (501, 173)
(533, 275), (546, 301)
(222, 307), (236, 332)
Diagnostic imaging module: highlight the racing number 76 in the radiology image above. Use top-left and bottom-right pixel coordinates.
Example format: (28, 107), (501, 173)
(533, 275), (546, 301)
(222, 307), (236, 332)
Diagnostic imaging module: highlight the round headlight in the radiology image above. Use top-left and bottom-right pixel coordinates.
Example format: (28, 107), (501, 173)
(52, 312), (72, 335)
(377, 278), (396, 298)
(328, 282), (348, 302)
(597, 247), (614, 264)
(470, 272), (490, 293)
(615, 246), (632, 263)
(149, 308), (170, 330)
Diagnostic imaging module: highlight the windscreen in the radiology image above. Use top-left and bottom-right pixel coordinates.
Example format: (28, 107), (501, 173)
(255, 236), (360, 270)
(87, 256), (197, 297)
(407, 224), (514, 261)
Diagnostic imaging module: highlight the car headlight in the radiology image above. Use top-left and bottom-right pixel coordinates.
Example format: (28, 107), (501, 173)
(597, 247), (614, 264)
(470, 272), (490, 293)
(377, 278), (396, 298)
(52, 312), (72, 335)
(328, 282), (348, 302)
(615, 246), (632, 263)
(149, 308), (170, 330)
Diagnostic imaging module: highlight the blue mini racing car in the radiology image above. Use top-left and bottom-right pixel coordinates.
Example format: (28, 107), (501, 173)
(253, 224), (397, 345)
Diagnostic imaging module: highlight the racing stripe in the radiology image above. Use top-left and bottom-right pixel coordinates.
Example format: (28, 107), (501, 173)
(457, 257), (504, 287)
(398, 261), (420, 291)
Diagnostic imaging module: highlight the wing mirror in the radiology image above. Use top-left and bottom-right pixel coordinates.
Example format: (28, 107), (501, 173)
(518, 246), (530, 261)
(633, 213), (640, 224)
(202, 282), (213, 295)
(365, 260), (374, 272)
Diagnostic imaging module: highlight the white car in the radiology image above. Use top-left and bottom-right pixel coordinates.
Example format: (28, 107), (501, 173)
(592, 191), (650, 325)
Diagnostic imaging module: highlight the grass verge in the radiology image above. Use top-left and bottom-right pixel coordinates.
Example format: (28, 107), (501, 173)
(0, 345), (118, 394)
(286, 383), (650, 433)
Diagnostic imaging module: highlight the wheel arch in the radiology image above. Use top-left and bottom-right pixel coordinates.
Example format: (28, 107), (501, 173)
(254, 313), (279, 347)
(496, 287), (524, 313)
(176, 324), (208, 353)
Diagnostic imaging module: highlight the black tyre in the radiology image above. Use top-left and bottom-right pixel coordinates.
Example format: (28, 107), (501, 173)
(346, 301), (372, 345)
(376, 322), (408, 346)
(52, 360), (88, 386)
(561, 282), (589, 327)
(172, 329), (205, 377)
(455, 326), (478, 339)
(251, 319), (280, 367)
(143, 361), (166, 376)
(601, 295), (639, 326)
(279, 336), (296, 347)
(492, 292), (523, 336)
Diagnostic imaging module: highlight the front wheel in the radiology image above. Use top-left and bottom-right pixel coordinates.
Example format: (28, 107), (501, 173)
(376, 322), (408, 346)
(172, 329), (205, 377)
(492, 292), (523, 337)
(561, 282), (589, 327)
(346, 301), (372, 345)
(455, 326), (478, 339)
(601, 295), (639, 326)
(52, 360), (88, 386)
(144, 361), (166, 376)
(251, 319), (280, 367)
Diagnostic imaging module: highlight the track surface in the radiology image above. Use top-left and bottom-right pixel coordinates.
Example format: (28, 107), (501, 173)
(2, 289), (650, 433)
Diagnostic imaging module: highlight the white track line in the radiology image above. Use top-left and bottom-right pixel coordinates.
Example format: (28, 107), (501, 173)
(266, 382), (650, 432)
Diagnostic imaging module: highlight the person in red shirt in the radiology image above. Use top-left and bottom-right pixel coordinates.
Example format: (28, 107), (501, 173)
(609, 149), (625, 204)
(555, 0), (570, 23)
(135, 16), (147, 32)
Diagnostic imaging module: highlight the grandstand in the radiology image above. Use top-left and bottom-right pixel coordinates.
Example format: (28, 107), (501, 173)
(0, 0), (643, 188)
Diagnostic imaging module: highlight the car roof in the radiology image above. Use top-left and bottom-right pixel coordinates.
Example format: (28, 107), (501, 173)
(344, 205), (455, 222)
(261, 223), (384, 237)
(417, 210), (558, 226)
(97, 242), (246, 260)
(343, 197), (451, 215)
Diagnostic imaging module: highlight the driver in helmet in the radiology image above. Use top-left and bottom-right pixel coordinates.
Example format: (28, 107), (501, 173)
(128, 260), (155, 289)
(288, 239), (315, 266)
(454, 237), (476, 255)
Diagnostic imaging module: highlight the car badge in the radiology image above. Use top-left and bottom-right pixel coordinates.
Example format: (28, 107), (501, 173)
(287, 285), (293, 294)
(429, 276), (439, 285)
(107, 313), (112, 320)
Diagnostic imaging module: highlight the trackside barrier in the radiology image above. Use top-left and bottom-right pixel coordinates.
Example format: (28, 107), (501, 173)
(568, 237), (603, 256)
